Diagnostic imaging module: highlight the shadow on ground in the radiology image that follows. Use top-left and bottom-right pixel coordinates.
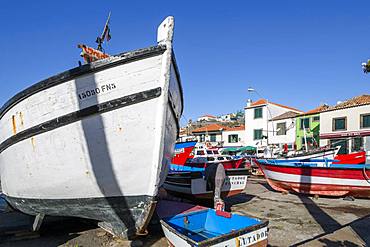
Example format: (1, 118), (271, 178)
(225, 193), (255, 211)
(317, 238), (361, 247)
(0, 217), (98, 247)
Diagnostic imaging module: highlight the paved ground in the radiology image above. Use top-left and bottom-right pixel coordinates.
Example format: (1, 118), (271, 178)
(230, 177), (370, 246)
(1, 177), (369, 246)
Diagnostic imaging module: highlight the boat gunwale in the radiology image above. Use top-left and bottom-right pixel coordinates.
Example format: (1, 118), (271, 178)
(160, 209), (269, 246)
(257, 161), (370, 170)
(168, 167), (250, 177)
(281, 147), (338, 158)
(0, 44), (183, 120)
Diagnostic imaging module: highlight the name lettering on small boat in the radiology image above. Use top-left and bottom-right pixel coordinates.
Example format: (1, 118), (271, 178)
(78, 83), (117, 100)
(223, 176), (247, 186)
(236, 229), (268, 246)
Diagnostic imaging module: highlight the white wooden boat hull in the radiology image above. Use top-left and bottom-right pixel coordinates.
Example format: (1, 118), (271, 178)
(0, 17), (182, 238)
(284, 147), (339, 161)
(157, 200), (269, 247)
(162, 224), (268, 247)
(164, 169), (248, 199)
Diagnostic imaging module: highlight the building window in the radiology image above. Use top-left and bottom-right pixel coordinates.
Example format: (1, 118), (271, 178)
(276, 122), (287, 136)
(352, 137), (364, 152)
(330, 139), (349, 154)
(210, 134), (217, 142)
(200, 134), (205, 142)
(360, 114), (370, 128)
(332, 117), (346, 131)
(312, 116), (320, 122)
(254, 107), (263, 119)
(300, 118), (310, 129)
(228, 134), (238, 143)
(254, 129), (263, 140)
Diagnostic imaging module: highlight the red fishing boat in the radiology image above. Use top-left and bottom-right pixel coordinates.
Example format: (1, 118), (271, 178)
(256, 159), (370, 198)
(333, 151), (366, 164)
(171, 141), (197, 165)
(171, 141), (245, 169)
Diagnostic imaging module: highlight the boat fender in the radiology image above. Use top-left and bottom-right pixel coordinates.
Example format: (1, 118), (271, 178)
(205, 163), (225, 192)
(216, 210), (231, 218)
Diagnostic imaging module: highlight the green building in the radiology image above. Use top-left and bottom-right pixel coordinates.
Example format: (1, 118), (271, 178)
(295, 105), (329, 150)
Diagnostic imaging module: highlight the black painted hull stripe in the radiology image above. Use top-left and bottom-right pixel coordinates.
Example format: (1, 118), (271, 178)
(0, 87), (162, 154)
(0, 45), (167, 119)
(164, 181), (191, 188)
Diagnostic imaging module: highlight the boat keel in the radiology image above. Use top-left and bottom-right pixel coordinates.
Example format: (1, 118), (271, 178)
(4, 195), (156, 239)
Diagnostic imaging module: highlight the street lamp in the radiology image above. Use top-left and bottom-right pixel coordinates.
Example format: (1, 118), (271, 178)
(247, 86), (276, 145)
(362, 60), (370, 74)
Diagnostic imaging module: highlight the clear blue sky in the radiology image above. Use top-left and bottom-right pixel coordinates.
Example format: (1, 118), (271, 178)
(1, 1), (370, 125)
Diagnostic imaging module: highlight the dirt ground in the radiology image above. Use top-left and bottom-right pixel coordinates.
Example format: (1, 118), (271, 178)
(1, 177), (369, 247)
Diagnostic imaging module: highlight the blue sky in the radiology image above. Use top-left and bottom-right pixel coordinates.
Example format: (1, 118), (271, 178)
(1, 1), (369, 125)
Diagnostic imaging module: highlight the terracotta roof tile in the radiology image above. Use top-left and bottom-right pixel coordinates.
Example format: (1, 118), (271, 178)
(322, 95), (370, 112)
(192, 124), (226, 133)
(200, 114), (217, 118)
(304, 105), (330, 115)
(270, 111), (300, 121)
(250, 99), (268, 107)
(224, 125), (245, 131)
(247, 98), (302, 112)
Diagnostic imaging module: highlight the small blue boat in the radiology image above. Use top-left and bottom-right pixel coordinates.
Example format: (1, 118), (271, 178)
(157, 200), (268, 246)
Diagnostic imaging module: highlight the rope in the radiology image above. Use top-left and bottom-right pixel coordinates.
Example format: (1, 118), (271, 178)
(363, 163), (370, 184)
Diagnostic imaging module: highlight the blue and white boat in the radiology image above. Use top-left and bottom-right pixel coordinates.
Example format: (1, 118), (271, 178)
(157, 200), (269, 247)
(164, 164), (248, 199)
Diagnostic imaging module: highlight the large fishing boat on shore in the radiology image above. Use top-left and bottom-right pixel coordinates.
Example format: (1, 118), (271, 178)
(0, 16), (183, 238)
(256, 159), (370, 198)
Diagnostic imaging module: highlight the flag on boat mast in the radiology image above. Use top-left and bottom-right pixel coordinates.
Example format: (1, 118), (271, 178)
(96, 12), (112, 51)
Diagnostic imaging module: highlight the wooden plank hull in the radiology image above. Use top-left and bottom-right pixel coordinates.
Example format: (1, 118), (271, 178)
(171, 141), (196, 165)
(256, 160), (370, 198)
(164, 168), (248, 199)
(0, 17), (183, 238)
(157, 201), (268, 247)
(186, 158), (245, 169)
(334, 151), (366, 164)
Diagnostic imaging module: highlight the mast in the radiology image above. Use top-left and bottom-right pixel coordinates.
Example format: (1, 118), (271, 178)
(78, 12), (112, 64)
(303, 119), (308, 152)
(96, 12), (112, 52)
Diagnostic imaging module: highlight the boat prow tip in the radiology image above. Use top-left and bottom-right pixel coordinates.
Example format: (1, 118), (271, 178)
(157, 16), (175, 45)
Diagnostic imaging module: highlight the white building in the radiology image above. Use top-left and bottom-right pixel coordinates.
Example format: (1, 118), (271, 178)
(319, 95), (370, 157)
(244, 99), (303, 148)
(191, 123), (226, 146)
(178, 128), (196, 142)
(218, 113), (236, 122)
(197, 114), (217, 122)
(222, 125), (245, 147)
(268, 111), (300, 150)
